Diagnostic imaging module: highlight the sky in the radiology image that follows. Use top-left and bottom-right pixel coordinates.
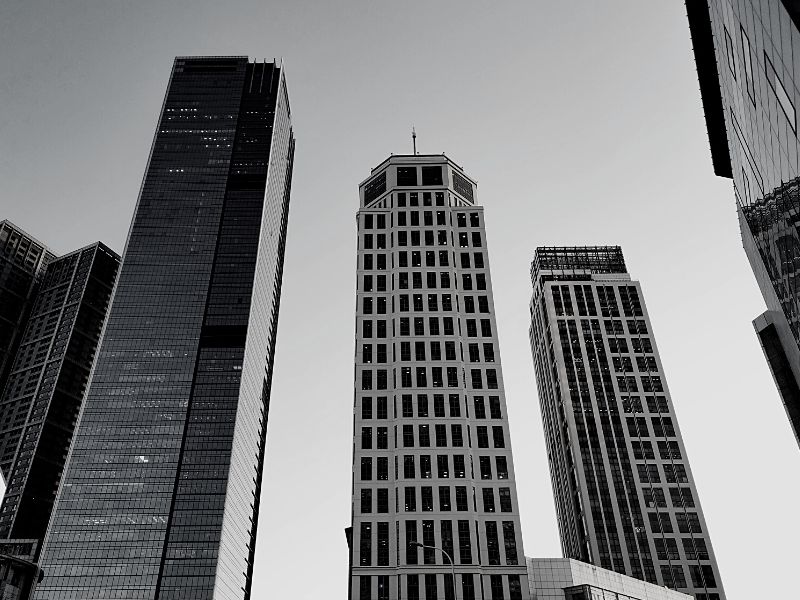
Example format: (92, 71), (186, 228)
(1, 1), (798, 598)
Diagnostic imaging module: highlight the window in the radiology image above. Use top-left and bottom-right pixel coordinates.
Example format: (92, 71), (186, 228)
(419, 424), (430, 447)
(479, 456), (492, 479)
(421, 487), (434, 512)
(453, 455), (466, 478)
(455, 486), (468, 512)
(676, 512), (701, 534)
(406, 524), (418, 564)
(421, 166), (443, 185)
(361, 489), (372, 513)
(439, 486), (452, 511)
(485, 522), (501, 565)
(403, 425), (414, 447)
(765, 51), (796, 131)
(654, 537), (679, 560)
(499, 488), (512, 512)
(404, 455), (415, 479)
(492, 426), (505, 448)
(474, 396), (486, 419)
(451, 424), (463, 447)
(648, 512), (673, 533)
(398, 167), (418, 186)
(690, 565), (717, 589)
(477, 426), (489, 448)
(362, 397), (372, 419)
(405, 487), (416, 511)
(377, 490), (388, 513)
(377, 457), (388, 480)
(457, 520), (472, 564)
(361, 457), (372, 480)
(420, 455), (432, 478)
(483, 488), (495, 512)
(496, 456), (508, 479)
(362, 427), (373, 449)
(360, 521), (372, 565)
(502, 521), (518, 564)
(741, 27), (755, 103)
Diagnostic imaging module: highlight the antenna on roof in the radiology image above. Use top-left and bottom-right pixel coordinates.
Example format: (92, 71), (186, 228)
(412, 126), (417, 155)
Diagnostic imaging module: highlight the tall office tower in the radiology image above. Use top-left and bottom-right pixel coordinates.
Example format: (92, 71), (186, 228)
(33, 56), (295, 600)
(686, 1), (800, 446)
(0, 242), (119, 540)
(0, 221), (55, 402)
(528, 247), (725, 600)
(349, 154), (530, 600)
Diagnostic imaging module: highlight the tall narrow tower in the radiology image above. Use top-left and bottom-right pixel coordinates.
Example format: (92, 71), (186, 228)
(529, 246), (725, 600)
(349, 155), (530, 600)
(33, 56), (295, 599)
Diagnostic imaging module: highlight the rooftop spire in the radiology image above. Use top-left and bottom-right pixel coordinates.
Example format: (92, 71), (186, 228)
(412, 126), (417, 155)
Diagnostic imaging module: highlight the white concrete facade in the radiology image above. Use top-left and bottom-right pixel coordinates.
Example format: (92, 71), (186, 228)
(349, 155), (530, 600)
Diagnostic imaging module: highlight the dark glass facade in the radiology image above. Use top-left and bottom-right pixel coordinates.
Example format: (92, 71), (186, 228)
(350, 155), (530, 600)
(33, 56), (295, 599)
(0, 221), (54, 432)
(0, 243), (119, 543)
(529, 247), (725, 600)
(687, 0), (800, 446)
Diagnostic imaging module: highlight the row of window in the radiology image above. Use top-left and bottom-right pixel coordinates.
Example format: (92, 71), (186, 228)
(616, 375), (664, 393)
(552, 284), (644, 318)
(626, 415), (676, 438)
(363, 422), (506, 452)
(632, 439), (682, 461)
(361, 485), (513, 515)
(360, 228), (485, 249)
(647, 511), (702, 535)
(359, 394), (503, 421)
(360, 455), (509, 480)
(637, 462), (688, 484)
(612, 356), (658, 372)
(362, 341), (495, 364)
(361, 366), (500, 391)
(642, 485), (695, 508)
(357, 573), (523, 600)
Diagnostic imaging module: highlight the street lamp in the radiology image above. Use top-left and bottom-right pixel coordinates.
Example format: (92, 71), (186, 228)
(409, 541), (456, 600)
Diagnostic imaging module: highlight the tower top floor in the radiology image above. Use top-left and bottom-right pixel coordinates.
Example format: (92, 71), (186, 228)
(359, 154), (478, 208)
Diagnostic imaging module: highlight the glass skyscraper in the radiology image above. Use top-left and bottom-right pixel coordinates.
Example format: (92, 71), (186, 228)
(686, 0), (800, 446)
(33, 56), (295, 599)
(349, 155), (530, 600)
(528, 247), (725, 600)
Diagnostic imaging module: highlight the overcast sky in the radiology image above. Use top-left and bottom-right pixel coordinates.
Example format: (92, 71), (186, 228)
(2, 1), (798, 598)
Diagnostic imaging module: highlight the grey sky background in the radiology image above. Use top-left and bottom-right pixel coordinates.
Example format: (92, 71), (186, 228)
(1, 1), (797, 597)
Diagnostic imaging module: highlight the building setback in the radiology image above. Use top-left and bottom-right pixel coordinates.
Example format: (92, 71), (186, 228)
(33, 56), (295, 599)
(528, 247), (724, 600)
(686, 0), (800, 446)
(349, 154), (530, 600)
(526, 557), (691, 600)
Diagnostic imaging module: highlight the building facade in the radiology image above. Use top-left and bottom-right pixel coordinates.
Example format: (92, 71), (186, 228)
(526, 558), (690, 600)
(0, 242), (119, 542)
(686, 0), (800, 445)
(33, 56), (295, 599)
(0, 221), (54, 414)
(349, 154), (530, 600)
(528, 247), (724, 600)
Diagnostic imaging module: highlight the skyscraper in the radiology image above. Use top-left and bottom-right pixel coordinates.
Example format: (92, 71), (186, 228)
(0, 221), (55, 402)
(0, 240), (119, 600)
(0, 241), (119, 542)
(349, 154), (530, 600)
(528, 247), (725, 600)
(33, 56), (295, 599)
(686, 0), (800, 446)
